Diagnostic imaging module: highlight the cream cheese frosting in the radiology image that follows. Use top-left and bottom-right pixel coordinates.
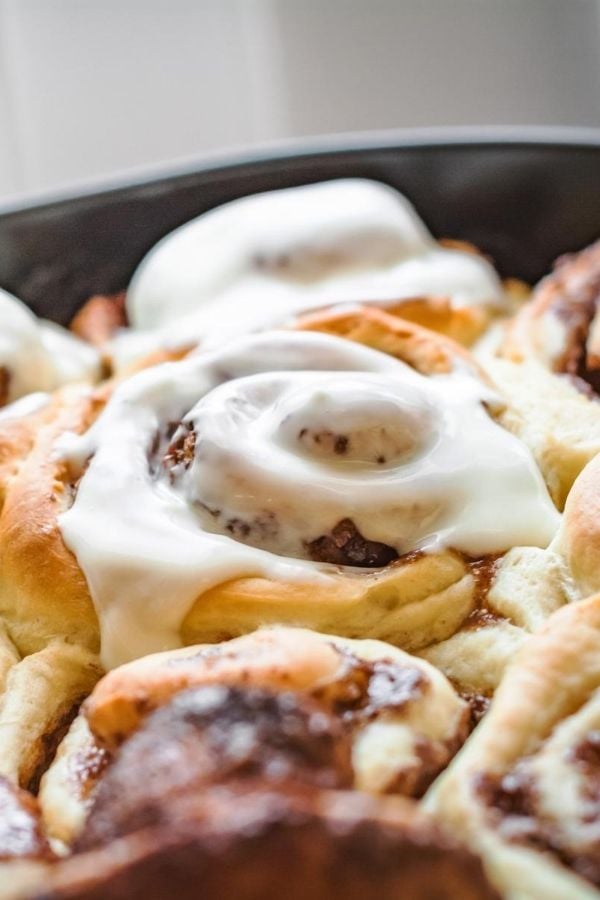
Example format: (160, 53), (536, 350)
(55, 331), (559, 669)
(0, 288), (100, 403)
(110, 179), (506, 365)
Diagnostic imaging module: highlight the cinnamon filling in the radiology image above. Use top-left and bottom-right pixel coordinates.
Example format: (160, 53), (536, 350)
(0, 366), (10, 407)
(313, 647), (427, 723)
(476, 738), (600, 888)
(545, 246), (600, 396)
(305, 518), (399, 567)
(162, 425), (401, 568)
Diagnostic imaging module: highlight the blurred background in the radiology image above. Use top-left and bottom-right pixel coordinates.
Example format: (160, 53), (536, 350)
(1, 0), (600, 203)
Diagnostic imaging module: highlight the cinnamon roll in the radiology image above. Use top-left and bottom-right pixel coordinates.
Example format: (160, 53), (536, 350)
(0, 312), (563, 786)
(94, 178), (509, 369)
(427, 593), (600, 899)
(39, 626), (470, 844)
(35, 648), (498, 899)
(493, 240), (600, 507)
(0, 289), (99, 407)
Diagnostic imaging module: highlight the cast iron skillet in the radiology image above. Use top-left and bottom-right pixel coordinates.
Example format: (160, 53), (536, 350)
(1, 127), (600, 325)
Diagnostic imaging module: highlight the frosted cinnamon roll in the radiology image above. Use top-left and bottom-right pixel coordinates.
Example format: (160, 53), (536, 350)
(0, 313), (562, 781)
(57, 323), (559, 667)
(0, 288), (99, 406)
(492, 239), (600, 507)
(35, 660), (498, 899)
(426, 594), (600, 900)
(94, 178), (508, 369)
(39, 627), (470, 844)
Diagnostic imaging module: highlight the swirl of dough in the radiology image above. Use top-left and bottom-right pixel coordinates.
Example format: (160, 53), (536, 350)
(53, 329), (558, 669)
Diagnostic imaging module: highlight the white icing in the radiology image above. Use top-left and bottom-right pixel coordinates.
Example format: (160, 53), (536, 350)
(56, 331), (559, 670)
(0, 288), (100, 403)
(110, 179), (505, 365)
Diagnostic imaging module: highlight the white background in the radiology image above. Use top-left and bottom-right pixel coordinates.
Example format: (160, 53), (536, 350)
(1, 0), (600, 202)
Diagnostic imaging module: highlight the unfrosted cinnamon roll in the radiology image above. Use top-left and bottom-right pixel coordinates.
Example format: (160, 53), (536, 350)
(89, 178), (509, 369)
(426, 594), (600, 899)
(493, 239), (600, 507)
(35, 663), (498, 899)
(39, 626), (470, 844)
(0, 289), (99, 407)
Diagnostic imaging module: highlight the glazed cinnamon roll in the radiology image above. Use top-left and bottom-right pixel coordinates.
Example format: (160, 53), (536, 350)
(0, 312), (563, 786)
(0, 288), (99, 407)
(427, 594), (600, 899)
(35, 641), (498, 899)
(493, 239), (600, 507)
(87, 178), (510, 369)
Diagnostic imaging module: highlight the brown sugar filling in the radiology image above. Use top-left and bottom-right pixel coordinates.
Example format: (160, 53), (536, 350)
(0, 366), (10, 407)
(476, 731), (600, 888)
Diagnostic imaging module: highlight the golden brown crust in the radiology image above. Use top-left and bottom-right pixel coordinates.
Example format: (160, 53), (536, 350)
(0, 389), (105, 655)
(295, 304), (488, 377)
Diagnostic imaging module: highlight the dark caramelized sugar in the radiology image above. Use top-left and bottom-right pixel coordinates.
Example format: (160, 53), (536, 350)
(306, 518), (399, 567)
(0, 366), (10, 407)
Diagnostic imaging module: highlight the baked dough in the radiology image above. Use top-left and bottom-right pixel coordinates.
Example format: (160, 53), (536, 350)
(427, 593), (600, 899)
